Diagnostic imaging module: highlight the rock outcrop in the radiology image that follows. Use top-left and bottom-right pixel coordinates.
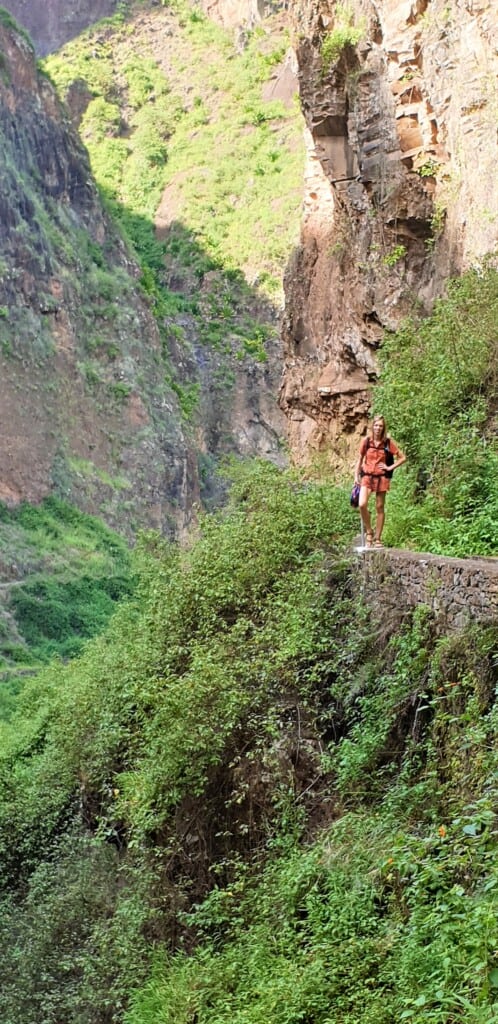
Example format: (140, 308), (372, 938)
(2, 0), (119, 54)
(279, 0), (498, 469)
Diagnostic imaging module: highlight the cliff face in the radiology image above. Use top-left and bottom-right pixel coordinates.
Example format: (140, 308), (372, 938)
(2, 0), (118, 54)
(2, 0), (496, 514)
(279, 0), (498, 468)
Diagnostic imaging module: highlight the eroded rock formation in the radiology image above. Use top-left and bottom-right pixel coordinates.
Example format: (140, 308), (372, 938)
(279, 0), (498, 468)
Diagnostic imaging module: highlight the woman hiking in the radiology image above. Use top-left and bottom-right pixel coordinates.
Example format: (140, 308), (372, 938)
(354, 415), (406, 548)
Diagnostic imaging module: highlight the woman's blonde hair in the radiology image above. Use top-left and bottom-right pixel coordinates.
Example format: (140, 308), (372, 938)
(368, 415), (387, 441)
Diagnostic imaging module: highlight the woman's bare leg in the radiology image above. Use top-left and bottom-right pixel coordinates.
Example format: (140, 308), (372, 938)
(375, 491), (387, 541)
(359, 486), (373, 540)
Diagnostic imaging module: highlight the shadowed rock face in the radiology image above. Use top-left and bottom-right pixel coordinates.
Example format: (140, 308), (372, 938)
(2, 0), (119, 54)
(279, 0), (498, 470)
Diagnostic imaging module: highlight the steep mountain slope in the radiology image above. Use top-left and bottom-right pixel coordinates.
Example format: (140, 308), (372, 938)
(0, 9), (196, 533)
(0, 4), (497, 1024)
(0, 466), (496, 1024)
(0, 4), (304, 532)
(43, 1), (303, 501)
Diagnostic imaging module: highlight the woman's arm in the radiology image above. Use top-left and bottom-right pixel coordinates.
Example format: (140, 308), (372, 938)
(379, 442), (406, 474)
(391, 449), (407, 471)
(354, 441), (366, 484)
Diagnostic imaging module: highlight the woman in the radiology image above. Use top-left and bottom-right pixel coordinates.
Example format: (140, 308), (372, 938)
(354, 416), (406, 548)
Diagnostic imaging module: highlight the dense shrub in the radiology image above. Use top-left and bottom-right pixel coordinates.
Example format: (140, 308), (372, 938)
(374, 264), (498, 555)
(0, 497), (132, 666)
(0, 465), (497, 1024)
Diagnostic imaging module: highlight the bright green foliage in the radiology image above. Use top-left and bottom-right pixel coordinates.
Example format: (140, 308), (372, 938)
(43, 3), (303, 299)
(374, 264), (498, 555)
(10, 572), (131, 660)
(0, 497), (132, 673)
(321, 5), (363, 72)
(382, 243), (407, 266)
(128, 618), (498, 1024)
(0, 466), (497, 1024)
(42, 2), (304, 430)
(0, 465), (354, 1020)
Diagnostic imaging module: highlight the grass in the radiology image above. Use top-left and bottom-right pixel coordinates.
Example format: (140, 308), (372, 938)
(43, 6), (304, 292)
(373, 263), (498, 557)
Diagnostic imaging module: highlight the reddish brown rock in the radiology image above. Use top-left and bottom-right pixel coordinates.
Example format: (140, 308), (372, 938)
(280, 0), (498, 470)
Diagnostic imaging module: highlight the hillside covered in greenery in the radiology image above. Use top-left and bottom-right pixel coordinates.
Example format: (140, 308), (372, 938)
(0, 268), (496, 1020)
(0, 458), (497, 1024)
(1, 102), (497, 1024)
(0, 498), (133, 715)
(0, 2), (497, 1023)
(373, 263), (498, 557)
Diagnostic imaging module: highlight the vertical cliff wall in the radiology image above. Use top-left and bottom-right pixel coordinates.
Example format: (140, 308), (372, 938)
(280, 0), (498, 468)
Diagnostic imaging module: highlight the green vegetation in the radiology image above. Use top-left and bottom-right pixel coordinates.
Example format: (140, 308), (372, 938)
(321, 5), (363, 73)
(0, 465), (497, 1024)
(374, 263), (498, 556)
(44, 4), (303, 299)
(382, 243), (407, 266)
(0, 497), (132, 673)
(417, 158), (440, 178)
(1, 5), (497, 1024)
(0, 6), (34, 50)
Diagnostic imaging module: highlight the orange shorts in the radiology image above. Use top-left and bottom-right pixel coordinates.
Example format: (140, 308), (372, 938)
(361, 473), (390, 494)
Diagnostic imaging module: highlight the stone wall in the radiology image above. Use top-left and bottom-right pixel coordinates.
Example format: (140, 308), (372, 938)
(359, 548), (498, 631)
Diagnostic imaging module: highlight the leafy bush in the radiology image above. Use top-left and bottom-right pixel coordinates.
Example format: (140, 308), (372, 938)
(10, 572), (132, 661)
(374, 264), (498, 555)
(1, 467), (498, 1023)
(127, 621), (498, 1024)
(321, 5), (363, 72)
(0, 497), (132, 668)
